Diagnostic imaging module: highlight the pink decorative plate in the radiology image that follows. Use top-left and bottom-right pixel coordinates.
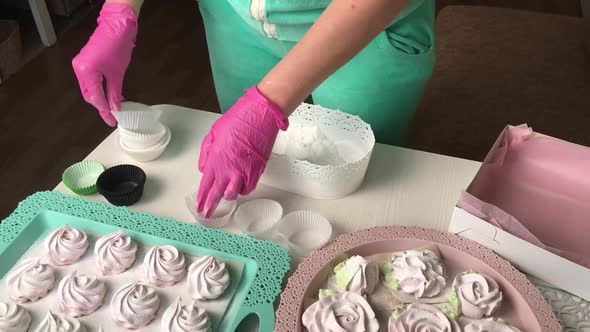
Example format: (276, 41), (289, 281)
(276, 226), (561, 332)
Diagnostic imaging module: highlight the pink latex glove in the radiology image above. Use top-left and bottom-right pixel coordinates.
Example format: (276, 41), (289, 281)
(197, 86), (289, 218)
(72, 2), (138, 127)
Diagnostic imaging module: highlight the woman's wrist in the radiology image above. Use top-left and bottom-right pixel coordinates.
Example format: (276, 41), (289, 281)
(257, 76), (307, 117)
(106, 0), (144, 15)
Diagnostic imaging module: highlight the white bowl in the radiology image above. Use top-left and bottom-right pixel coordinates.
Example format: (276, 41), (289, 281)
(119, 122), (168, 149)
(184, 192), (237, 229)
(234, 199), (283, 239)
(114, 102), (162, 130)
(261, 103), (375, 200)
(119, 126), (171, 162)
(276, 210), (333, 257)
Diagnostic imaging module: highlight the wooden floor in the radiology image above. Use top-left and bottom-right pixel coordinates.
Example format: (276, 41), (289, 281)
(0, 0), (585, 218)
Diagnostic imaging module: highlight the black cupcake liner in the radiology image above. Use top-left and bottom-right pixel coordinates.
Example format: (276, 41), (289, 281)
(97, 164), (146, 206)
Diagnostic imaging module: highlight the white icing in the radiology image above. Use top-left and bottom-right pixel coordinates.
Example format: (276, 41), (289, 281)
(453, 272), (503, 319)
(161, 297), (211, 332)
(188, 256), (230, 300)
(6, 257), (55, 303)
(110, 282), (160, 329)
(34, 311), (85, 332)
(302, 291), (380, 332)
(388, 303), (461, 332)
(0, 301), (31, 332)
(460, 317), (521, 332)
(143, 246), (186, 287)
(94, 230), (137, 275)
(57, 272), (106, 317)
(385, 250), (447, 298)
(45, 225), (88, 266)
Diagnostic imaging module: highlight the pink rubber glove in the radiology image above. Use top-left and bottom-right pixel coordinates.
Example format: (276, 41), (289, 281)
(72, 2), (138, 126)
(197, 86), (289, 218)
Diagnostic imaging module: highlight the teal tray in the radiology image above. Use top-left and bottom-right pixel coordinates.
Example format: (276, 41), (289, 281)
(0, 191), (290, 331)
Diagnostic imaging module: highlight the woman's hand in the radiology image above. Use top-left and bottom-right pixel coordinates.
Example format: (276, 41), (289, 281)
(72, 2), (140, 126)
(196, 86), (288, 218)
(198, 0), (407, 216)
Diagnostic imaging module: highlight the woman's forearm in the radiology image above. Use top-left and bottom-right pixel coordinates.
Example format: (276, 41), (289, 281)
(107, 0), (144, 14)
(258, 0), (408, 115)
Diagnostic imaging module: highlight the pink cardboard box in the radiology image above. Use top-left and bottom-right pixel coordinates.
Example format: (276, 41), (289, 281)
(449, 124), (590, 300)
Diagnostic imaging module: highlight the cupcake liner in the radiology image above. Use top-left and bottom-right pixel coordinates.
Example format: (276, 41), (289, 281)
(119, 127), (172, 162)
(62, 160), (105, 195)
(96, 164), (146, 206)
(184, 192), (236, 229)
(276, 210), (333, 257)
(113, 102), (162, 130)
(234, 199), (283, 239)
(118, 122), (168, 149)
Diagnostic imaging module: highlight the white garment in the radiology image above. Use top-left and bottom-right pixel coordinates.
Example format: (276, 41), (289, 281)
(250, 0), (278, 38)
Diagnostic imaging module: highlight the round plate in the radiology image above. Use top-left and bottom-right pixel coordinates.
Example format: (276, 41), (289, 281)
(276, 226), (561, 332)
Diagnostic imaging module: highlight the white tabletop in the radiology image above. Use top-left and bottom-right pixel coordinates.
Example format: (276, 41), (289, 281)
(54, 105), (582, 330)
(55, 105), (482, 235)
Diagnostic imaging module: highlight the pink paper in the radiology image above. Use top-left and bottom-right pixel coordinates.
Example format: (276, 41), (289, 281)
(458, 125), (590, 269)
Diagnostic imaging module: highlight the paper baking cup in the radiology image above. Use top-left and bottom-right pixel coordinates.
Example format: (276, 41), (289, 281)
(96, 164), (146, 206)
(119, 126), (171, 162)
(184, 192), (237, 229)
(276, 210), (333, 257)
(234, 199), (283, 239)
(113, 102), (162, 130)
(119, 122), (168, 149)
(62, 160), (105, 195)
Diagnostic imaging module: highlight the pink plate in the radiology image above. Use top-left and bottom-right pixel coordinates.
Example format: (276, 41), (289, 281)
(276, 226), (561, 332)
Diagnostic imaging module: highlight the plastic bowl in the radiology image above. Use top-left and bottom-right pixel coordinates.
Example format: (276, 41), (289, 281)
(118, 122), (168, 149)
(234, 199), (283, 239)
(119, 126), (171, 162)
(96, 164), (146, 206)
(276, 210), (333, 257)
(184, 192), (237, 229)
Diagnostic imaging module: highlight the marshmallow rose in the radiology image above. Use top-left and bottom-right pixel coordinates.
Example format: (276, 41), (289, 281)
(333, 255), (379, 296)
(388, 303), (461, 332)
(452, 272), (503, 319)
(383, 250), (447, 298)
(302, 291), (380, 332)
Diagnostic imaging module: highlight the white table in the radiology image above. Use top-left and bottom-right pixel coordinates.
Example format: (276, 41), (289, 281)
(55, 105), (582, 330)
(55, 105), (481, 233)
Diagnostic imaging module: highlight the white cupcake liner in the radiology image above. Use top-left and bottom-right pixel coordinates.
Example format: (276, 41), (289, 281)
(119, 122), (168, 149)
(184, 192), (237, 229)
(113, 102), (162, 130)
(276, 210), (333, 257)
(119, 126), (171, 162)
(234, 199), (283, 239)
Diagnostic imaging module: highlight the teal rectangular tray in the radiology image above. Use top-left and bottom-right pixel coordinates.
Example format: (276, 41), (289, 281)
(0, 191), (290, 331)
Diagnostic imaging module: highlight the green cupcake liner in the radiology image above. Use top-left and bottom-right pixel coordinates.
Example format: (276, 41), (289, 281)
(62, 160), (106, 195)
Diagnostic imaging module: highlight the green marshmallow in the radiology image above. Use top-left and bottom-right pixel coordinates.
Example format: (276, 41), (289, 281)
(442, 290), (462, 318)
(334, 261), (361, 292)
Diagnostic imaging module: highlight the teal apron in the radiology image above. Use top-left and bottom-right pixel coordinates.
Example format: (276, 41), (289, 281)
(199, 0), (435, 145)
